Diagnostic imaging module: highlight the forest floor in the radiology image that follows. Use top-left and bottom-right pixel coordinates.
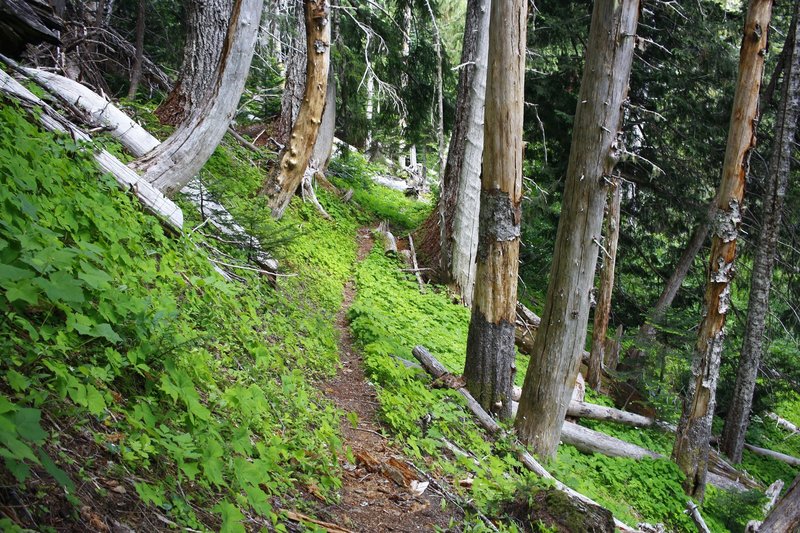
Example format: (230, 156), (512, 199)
(317, 227), (459, 531)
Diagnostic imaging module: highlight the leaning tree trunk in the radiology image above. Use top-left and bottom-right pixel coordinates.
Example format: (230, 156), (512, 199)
(673, 0), (772, 502)
(417, 0), (490, 305)
(131, 0), (264, 196)
(721, 2), (799, 465)
(275, 0), (306, 147)
(154, 0), (233, 125)
(514, 0), (639, 459)
(758, 474), (800, 532)
(588, 178), (621, 391)
(261, 0), (330, 219)
(462, 0), (526, 421)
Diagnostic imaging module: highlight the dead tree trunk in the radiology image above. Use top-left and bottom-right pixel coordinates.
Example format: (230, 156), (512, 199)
(588, 178), (621, 390)
(721, 2), (800, 464)
(126, 0), (145, 99)
(154, 0), (233, 125)
(462, 0), (526, 420)
(417, 0), (489, 306)
(673, 0), (772, 502)
(261, 0), (331, 219)
(424, 0), (445, 180)
(131, 0), (264, 197)
(275, 0), (306, 147)
(515, 0), (639, 459)
(758, 474), (800, 532)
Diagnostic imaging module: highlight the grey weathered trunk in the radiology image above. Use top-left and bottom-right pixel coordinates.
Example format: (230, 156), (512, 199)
(132, 0), (264, 196)
(462, 0), (526, 421)
(418, 0), (489, 305)
(126, 0), (145, 99)
(154, 0), (234, 125)
(515, 0), (639, 459)
(275, 0), (306, 146)
(672, 0), (772, 502)
(310, 66), (336, 172)
(758, 474), (800, 532)
(588, 179), (621, 390)
(721, 3), (799, 465)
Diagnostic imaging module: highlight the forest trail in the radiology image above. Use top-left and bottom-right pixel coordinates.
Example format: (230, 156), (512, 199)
(318, 227), (459, 532)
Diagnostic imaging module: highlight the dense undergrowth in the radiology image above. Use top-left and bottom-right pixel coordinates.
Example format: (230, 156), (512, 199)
(0, 103), (356, 531)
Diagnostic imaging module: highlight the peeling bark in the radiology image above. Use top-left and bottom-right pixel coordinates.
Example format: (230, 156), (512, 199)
(721, 2), (800, 465)
(673, 0), (772, 501)
(515, 0), (639, 459)
(261, 0), (331, 219)
(462, 0), (525, 421)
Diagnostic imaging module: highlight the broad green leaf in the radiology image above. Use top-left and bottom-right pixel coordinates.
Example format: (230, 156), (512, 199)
(214, 501), (246, 533)
(85, 385), (106, 416)
(37, 271), (84, 303)
(6, 370), (30, 392)
(0, 264), (33, 283)
(14, 408), (47, 443)
(4, 280), (40, 304)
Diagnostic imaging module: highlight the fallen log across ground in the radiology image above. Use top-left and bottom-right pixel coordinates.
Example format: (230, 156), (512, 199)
(744, 443), (800, 467)
(379, 221), (398, 257)
(412, 345), (642, 533)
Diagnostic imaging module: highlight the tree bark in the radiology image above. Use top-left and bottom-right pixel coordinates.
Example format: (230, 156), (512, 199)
(721, 2), (800, 464)
(588, 178), (621, 390)
(417, 0), (489, 305)
(758, 474), (800, 532)
(275, 0), (306, 147)
(261, 0), (331, 219)
(462, 0), (526, 420)
(515, 0), (639, 459)
(154, 0), (234, 126)
(126, 0), (145, 99)
(424, 0), (445, 180)
(673, 0), (772, 502)
(132, 0), (264, 196)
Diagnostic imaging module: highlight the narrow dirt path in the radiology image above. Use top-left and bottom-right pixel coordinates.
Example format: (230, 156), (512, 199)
(318, 227), (459, 532)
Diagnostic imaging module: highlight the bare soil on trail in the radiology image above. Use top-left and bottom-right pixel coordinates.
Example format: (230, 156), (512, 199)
(316, 227), (460, 532)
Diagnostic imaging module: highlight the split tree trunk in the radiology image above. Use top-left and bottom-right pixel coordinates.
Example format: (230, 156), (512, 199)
(154, 0), (234, 125)
(462, 0), (526, 420)
(673, 0), (772, 501)
(515, 0), (639, 459)
(588, 178), (621, 390)
(418, 0), (489, 306)
(132, 0), (264, 196)
(261, 0), (331, 219)
(721, 2), (800, 464)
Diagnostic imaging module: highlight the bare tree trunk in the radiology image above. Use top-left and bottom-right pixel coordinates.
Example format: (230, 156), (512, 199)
(424, 0), (445, 180)
(673, 0), (772, 501)
(261, 0), (331, 219)
(462, 0), (526, 420)
(275, 0), (306, 147)
(588, 178), (621, 390)
(132, 0), (265, 196)
(154, 0), (234, 125)
(417, 0), (489, 306)
(515, 0), (639, 459)
(721, 3), (799, 465)
(127, 0), (145, 99)
(310, 66), (336, 172)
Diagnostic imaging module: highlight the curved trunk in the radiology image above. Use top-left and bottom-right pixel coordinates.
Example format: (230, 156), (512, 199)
(132, 0), (264, 196)
(155, 0), (234, 125)
(673, 0), (772, 501)
(261, 0), (331, 219)
(721, 3), (799, 465)
(515, 0), (640, 459)
(463, 0), (525, 420)
(418, 0), (490, 305)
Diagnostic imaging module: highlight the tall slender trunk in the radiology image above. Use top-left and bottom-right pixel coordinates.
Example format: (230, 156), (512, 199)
(515, 0), (639, 459)
(424, 0), (445, 180)
(673, 0), (772, 501)
(132, 0), (265, 195)
(154, 0), (234, 126)
(398, 2), (412, 168)
(721, 3), (799, 465)
(261, 0), (331, 218)
(463, 0), (526, 421)
(417, 0), (490, 305)
(127, 0), (145, 99)
(588, 178), (621, 391)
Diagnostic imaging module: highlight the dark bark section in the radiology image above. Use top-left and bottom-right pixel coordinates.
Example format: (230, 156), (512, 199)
(476, 189), (521, 256)
(502, 488), (615, 533)
(673, 0), (772, 501)
(515, 0), (639, 460)
(464, 310), (516, 419)
(721, 2), (799, 464)
(155, 0), (233, 125)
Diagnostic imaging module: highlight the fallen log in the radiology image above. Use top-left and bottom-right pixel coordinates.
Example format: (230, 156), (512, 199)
(0, 66), (183, 231)
(756, 473), (800, 532)
(560, 421), (661, 460)
(686, 501), (711, 533)
(412, 345), (640, 532)
(744, 443), (800, 467)
(379, 221), (398, 257)
(767, 412), (799, 434)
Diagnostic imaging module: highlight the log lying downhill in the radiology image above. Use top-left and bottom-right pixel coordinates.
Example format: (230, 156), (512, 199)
(0, 67), (183, 231)
(412, 346), (641, 533)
